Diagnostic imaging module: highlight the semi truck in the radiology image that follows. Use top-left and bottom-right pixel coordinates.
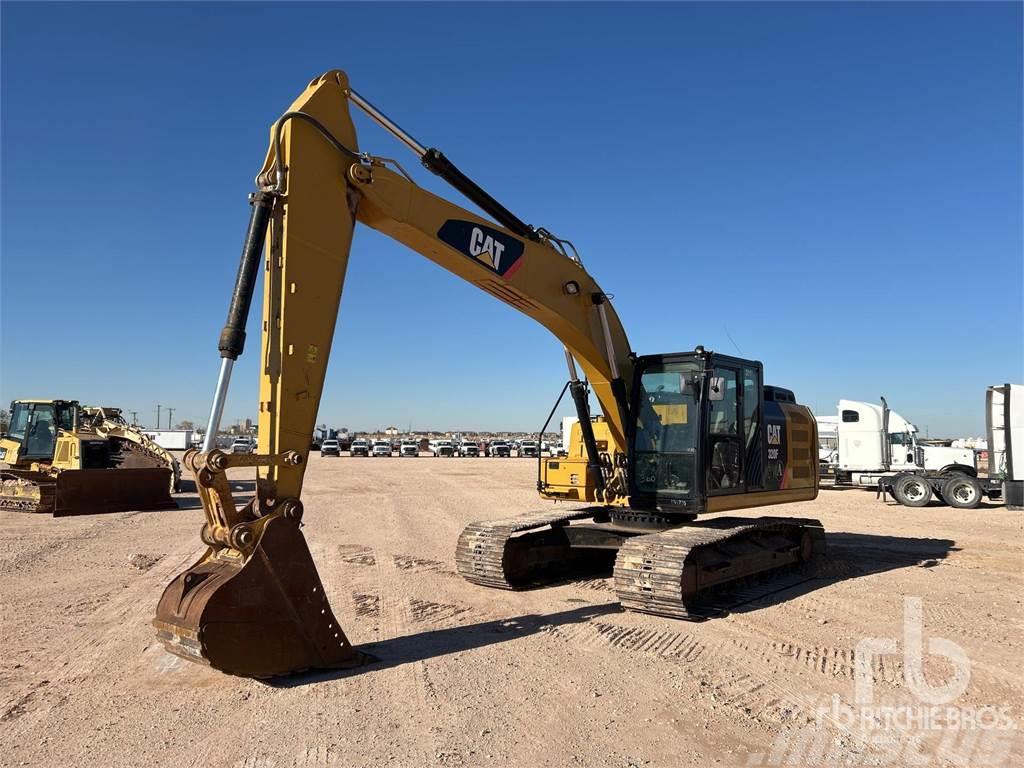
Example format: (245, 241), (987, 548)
(821, 398), (976, 482)
(824, 392), (1018, 508)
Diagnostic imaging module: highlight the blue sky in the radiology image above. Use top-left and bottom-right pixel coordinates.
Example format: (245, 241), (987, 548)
(2, 2), (1021, 436)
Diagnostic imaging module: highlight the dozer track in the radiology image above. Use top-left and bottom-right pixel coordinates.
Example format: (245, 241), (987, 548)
(0, 471), (56, 514)
(455, 508), (603, 589)
(613, 517), (825, 619)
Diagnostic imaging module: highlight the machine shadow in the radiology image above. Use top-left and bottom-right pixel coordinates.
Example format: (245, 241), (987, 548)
(717, 530), (959, 616)
(269, 603), (622, 688)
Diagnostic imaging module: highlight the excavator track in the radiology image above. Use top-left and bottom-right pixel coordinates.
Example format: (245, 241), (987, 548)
(613, 516), (825, 619)
(456, 508), (603, 589)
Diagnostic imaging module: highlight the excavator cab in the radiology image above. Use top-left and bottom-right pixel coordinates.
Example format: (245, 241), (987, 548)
(541, 350), (818, 515)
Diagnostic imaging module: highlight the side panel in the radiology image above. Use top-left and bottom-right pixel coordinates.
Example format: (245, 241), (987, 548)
(781, 403), (818, 490)
(540, 419), (613, 502)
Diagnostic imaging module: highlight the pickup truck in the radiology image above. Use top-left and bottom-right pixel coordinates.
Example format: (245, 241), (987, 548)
(350, 439), (370, 457)
(230, 437), (254, 454)
(457, 441), (479, 457)
(372, 441), (392, 457)
(486, 441), (511, 457)
(519, 440), (539, 458)
(320, 439), (341, 457)
(432, 440), (455, 457)
(400, 440), (419, 457)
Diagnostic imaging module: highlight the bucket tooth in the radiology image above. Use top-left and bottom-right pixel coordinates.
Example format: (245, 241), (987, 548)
(154, 515), (372, 678)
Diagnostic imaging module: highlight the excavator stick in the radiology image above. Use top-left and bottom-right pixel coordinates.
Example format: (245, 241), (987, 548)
(0, 467), (174, 516)
(154, 450), (372, 678)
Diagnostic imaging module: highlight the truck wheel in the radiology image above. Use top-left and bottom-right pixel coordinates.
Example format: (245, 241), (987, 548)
(941, 475), (982, 509)
(894, 474), (933, 507)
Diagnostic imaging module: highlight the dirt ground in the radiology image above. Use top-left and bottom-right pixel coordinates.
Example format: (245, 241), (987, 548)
(1, 456), (1021, 768)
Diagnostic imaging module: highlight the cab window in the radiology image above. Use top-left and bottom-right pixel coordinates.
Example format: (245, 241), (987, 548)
(23, 403), (58, 458)
(632, 361), (700, 499)
(7, 404), (31, 441)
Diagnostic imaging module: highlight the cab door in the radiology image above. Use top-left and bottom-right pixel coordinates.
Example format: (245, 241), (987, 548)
(705, 364), (745, 494)
(704, 359), (764, 496)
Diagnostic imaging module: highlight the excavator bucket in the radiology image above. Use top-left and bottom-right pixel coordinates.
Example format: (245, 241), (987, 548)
(53, 468), (175, 517)
(0, 467), (174, 516)
(154, 515), (372, 678)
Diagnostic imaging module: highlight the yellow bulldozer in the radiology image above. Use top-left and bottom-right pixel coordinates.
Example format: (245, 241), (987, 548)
(0, 399), (180, 516)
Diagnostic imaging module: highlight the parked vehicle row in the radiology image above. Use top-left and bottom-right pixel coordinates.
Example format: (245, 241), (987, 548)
(317, 438), (545, 457)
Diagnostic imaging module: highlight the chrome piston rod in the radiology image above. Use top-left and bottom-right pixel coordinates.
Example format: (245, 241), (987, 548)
(202, 358), (233, 452)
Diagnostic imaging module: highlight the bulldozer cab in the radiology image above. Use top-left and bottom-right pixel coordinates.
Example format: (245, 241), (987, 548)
(5, 400), (78, 462)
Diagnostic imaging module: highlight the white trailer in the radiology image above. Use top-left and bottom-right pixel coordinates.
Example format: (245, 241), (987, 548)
(561, 416), (577, 458)
(987, 384), (1024, 509)
(141, 429), (193, 451)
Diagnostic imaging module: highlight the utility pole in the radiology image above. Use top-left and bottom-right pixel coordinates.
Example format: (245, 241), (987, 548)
(166, 407), (175, 429)
(128, 410), (138, 426)
(156, 404), (161, 430)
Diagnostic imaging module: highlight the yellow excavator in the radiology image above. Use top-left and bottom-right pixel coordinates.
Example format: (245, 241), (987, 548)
(154, 71), (822, 677)
(0, 400), (179, 516)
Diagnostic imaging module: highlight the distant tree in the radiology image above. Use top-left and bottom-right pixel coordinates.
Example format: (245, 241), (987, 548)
(0, 408), (8, 434)
(175, 420), (196, 431)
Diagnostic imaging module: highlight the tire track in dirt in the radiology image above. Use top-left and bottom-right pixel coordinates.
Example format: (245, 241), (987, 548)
(352, 591), (381, 618)
(544, 619), (706, 661)
(409, 598), (471, 625)
(338, 543), (377, 567)
(392, 554), (447, 573)
(539, 611), (914, 741)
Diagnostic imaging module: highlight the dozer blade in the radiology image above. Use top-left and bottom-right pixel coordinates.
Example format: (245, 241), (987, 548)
(53, 468), (175, 517)
(154, 515), (372, 678)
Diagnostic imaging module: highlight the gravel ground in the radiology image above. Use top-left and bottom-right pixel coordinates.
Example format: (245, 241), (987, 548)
(1, 455), (1021, 768)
